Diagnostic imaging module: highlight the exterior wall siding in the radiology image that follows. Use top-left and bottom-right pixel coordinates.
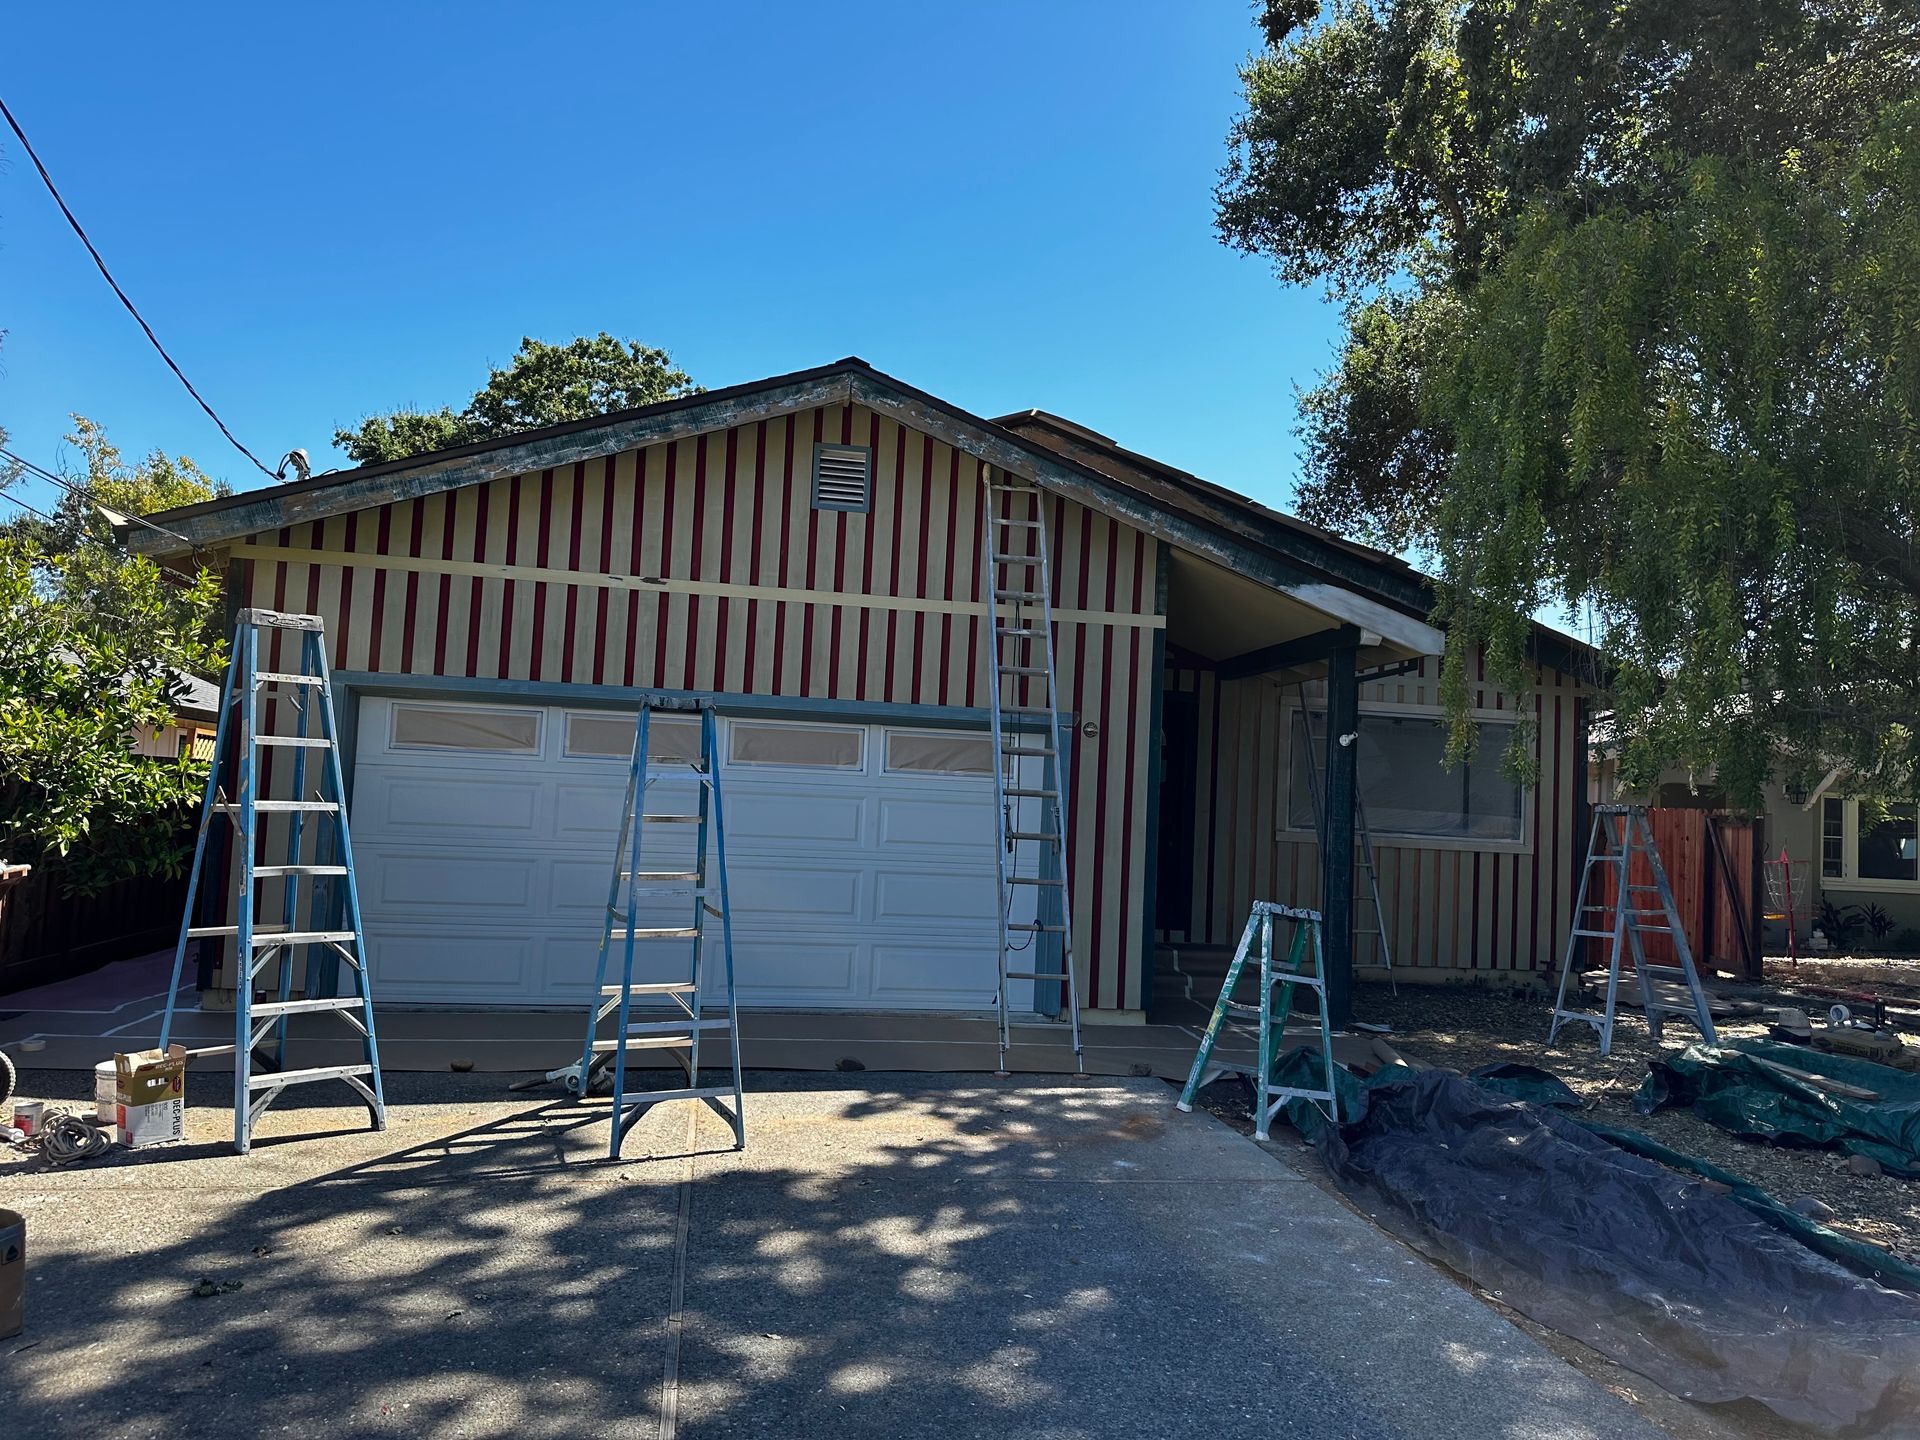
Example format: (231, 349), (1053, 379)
(221, 405), (1162, 1012)
(1160, 655), (1586, 980)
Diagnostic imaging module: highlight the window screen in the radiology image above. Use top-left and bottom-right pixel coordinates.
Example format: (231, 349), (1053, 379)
(565, 713), (702, 764)
(1857, 802), (1918, 882)
(1288, 711), (1523, 842)
(1822, 797), (1846, 879)
(885, 730), (993, 775)
(391, 704), (540, 753)
(728, 721), (863, 769)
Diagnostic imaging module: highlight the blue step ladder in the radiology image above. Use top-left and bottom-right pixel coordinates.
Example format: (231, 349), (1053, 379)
(566, 700), (744, 1158)
(160, 609), (387, 1155)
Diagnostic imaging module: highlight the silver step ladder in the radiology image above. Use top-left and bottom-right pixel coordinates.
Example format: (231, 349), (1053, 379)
(1549, 803), (1718, 1055)
(1175, 902), (1337, 1140)
(160, 609), (386, 1155)
(1291, 702), (1396, 994)
(980, 469), (1083, 1075)
(570, 700), (744, 1158)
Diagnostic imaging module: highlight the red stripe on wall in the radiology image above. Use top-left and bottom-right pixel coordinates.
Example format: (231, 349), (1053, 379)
(909, 433), (932, 704)
(799, 409), (822, 697)
(560, 462), (584, 682)
(594, 458), (614, 685)
(626, 451), (648, 688)
(1116, 538), (1146, 1006)
(655, 444), (677, 689)
(498, 475), (522, 680)
(883, 423), (909, 701)
(335, 512), (358, 671)
(714, 428), (737, 692)
(400, 499), (424, 674)
(938, 446), (960, 706)
(744, 422), (766, 691)
(435, 497), (456, 678)
(466, 488), (489, 679)
(529, 470), (553, 682)
(773, 418), (795, 693)
(684, 435), (706, 692)
(367, 505), (391, 672)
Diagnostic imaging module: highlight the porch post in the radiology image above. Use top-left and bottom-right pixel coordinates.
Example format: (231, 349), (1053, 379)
(1321, 637), (1359, 1028)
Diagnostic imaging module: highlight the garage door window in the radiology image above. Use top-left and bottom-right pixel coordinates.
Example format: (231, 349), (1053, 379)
(391, 704), (540, 754)
(728, 721), (863, 769)
(564, 712), (702, 765)
(885, 730), (992, 776)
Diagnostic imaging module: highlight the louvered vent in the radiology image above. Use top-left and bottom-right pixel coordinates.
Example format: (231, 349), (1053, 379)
(811, 443), (872, 512)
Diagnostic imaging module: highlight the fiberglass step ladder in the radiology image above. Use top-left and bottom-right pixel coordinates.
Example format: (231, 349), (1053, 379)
(161, 610), (386, 1155)
(569, 700), (744, 1158)
(980, 469), (1083, 1075)
(1548, 803), (1718, 1056)
(1291, 703), (1396, 994)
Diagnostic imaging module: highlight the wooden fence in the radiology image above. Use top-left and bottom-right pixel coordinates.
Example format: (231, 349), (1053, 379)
(0, 863), (189, 996)
(1588, 809), (1763, 979)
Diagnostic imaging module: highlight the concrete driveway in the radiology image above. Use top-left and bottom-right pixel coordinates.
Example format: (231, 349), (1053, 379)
(0, 1071), (1659, 1440)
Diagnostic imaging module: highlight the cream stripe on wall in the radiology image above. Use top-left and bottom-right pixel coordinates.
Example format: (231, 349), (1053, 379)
(231, 405), (1162, 1013)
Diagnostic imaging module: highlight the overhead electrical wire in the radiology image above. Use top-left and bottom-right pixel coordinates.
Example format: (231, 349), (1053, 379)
(0, 487), (56, 524)
(0, 94), (279, 483)
(0, 446), (199, 550)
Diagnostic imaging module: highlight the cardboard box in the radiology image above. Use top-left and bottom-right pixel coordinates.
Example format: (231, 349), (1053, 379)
(115, 1045), (187, 1149)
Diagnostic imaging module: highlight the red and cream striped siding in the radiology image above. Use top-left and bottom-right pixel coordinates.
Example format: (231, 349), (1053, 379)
(227, 405), (1163, 1013)
(1161, 657), (1586, 979)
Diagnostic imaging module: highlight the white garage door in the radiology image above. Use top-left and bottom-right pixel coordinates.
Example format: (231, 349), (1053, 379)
(349, 697), (1049, 1012)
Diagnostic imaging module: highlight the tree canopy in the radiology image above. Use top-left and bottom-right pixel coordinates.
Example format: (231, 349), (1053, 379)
(1217, 1), (1920, 806)
(0, 418), (226, 892)
(334, 333), (698, 465)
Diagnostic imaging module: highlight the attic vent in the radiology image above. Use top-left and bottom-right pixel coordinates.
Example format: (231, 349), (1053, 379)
(811, 443), (872, 513)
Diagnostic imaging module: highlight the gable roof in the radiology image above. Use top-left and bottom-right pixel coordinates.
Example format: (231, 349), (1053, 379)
(132, 357), (1455, 653)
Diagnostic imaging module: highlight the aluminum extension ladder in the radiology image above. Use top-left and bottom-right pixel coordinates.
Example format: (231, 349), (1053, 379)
(1549, 804), (1719, 1056)
(568, 700), (744, 1158)
(1176, 902), (1338, 1140)
(1291, 702), (1396, 993)
(979, 469), (1083, 1075)
(161, 609), (386, 1155)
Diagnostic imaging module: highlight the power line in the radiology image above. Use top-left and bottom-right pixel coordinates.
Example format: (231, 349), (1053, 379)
(0, 446), (200, 550)
(0, 486), (56, 524)
(0, 94), (279, 483)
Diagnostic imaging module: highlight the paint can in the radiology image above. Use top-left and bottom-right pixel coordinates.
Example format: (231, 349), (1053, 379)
(0, 1209), (23, 1339)
(96, 1060), (118, 1123)
(10, 1100), (43, 1138)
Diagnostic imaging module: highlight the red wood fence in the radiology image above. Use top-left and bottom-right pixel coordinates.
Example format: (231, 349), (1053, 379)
(1587, 809), (1762, 979)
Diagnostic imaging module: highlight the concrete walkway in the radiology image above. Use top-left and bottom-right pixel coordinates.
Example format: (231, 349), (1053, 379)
(0, 1071), (1659, 1440)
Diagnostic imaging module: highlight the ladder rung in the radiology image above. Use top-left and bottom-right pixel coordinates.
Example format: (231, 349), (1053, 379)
(1000, 745), (1055, 757)
(592, 1037), (693, 1051)
(186, 925), (353, 941)
(254, 736), (332, 749)
(254, 672), (325, 686)
(1007, 876), (1063, 886)
(991, 516), (1042, 528)
(1570, 928), (1618, 939)
(992, 552), (1042, 565)
(639, 815), (701, 825)
(998, 664), (1048, 676)
(611, 889), (704, 907)
(628, 1018), (729, 1035)
(1007, 831), (1061, 842)
(252, 930), (357, 947)
(601, 982), (698, 996)
(622, 870), (699, 881)
(1224, 1002), (1261, 1018)
(995, 590), (1045, 603)
(250, 996), (365, 1018)
(615, 1084), (737, 1102)
(252, 865), (348, 878)
(1008, 923), (1067, 934)
(247, 1063), (372, 1090)
(996, 625), (1047, 636)
(1003, 787), (1057, 798)
(216, 800), (339, 813)
(612, 926), (700, 940)
(1003, 971), (1070, 983)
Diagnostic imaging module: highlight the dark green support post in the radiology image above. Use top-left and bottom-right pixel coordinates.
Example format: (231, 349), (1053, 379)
(1320, 638), (1359, 1029)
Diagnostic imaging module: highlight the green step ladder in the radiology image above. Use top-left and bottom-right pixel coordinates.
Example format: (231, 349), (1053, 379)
(567, 699), (745, 1158)
(161, 609), (387, 1155)
(1176, 901), (1337, 1141)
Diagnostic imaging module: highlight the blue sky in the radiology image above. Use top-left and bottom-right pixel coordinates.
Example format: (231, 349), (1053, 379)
(0, 4), (1340, 519)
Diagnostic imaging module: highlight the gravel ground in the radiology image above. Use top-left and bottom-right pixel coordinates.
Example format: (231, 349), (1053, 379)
(1360, 979), (1920, 1261)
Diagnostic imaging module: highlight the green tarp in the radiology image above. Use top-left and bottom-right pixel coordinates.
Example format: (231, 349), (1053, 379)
(1635, 1037), (1920, 1178)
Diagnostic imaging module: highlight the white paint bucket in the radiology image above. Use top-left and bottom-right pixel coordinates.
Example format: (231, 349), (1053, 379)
(95, 1061), (118, 1123)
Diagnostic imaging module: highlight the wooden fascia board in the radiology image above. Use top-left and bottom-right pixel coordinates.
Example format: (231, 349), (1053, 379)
(128, 370), (858, 556)
(1216, 625), (1363, 682)
(848, 377), (1445, 656)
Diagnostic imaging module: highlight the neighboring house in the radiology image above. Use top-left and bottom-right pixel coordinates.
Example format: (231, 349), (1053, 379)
(131, 358), (1595, 1021)
(130, 670), (220, 760)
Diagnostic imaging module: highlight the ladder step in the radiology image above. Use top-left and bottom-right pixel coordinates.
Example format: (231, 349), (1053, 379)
(996, 625), (1047, 637)
(216, 800), (339, 813)
(592, 1037), (693, 1052)
(995, 590), (1045, 603)
(1003, 971), (1071, 983)
(252, 864), (348, 878)
(1008, 922), (1067, 934)
(251, 996), (365, 1018)
(615, 1084), (738, 1103)
(639, 815), (701, 825)
(254, 736), (332, 749)
(628, 1018), (730, 1035)
(252, 931), (357, 947)
(612, 926), (701, 940)
(1570, 928), (1618, 939)
(622, 870), (699, 881)
(601, 982), (698, 996)
(1007, 831), (1061, 842)
(1000, 745), (1055, 757)
(1007, 876), (1063, 886)
(992, 552), (1042, 565)
(991, 516), (1042, 528)
(1003, 787), (1057, 798)
(998, 664), (1048, 676)
(253, 672), (325, 686)
(246, 1064), (372, 1091)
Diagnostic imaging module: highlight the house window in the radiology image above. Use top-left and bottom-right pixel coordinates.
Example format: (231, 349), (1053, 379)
(728, 721), (864, 769)
(1287, 710), (1524, 843)
(390, 703), (541, 753)
(884, 729), (993, 776)
(1820, 797), (1920, 887)
(811, 443), (872, 512)
(564, 712), (702, 765)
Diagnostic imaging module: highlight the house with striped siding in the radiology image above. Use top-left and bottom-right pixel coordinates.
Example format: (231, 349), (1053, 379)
(133, 358), (1593, 1027)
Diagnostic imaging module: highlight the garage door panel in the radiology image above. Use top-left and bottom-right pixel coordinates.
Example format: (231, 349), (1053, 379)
(876, 795), (993, 847)
(360, 850), (536, 909)
(867, 944), (1003, 1008)
(873, 870), (998, 922)
(727, 792), (864, 844)
(731, 866), (862, 919)
(369, 776), (541, 835)
(725, 942), (859, 1002)
(370, 931), (535, 992)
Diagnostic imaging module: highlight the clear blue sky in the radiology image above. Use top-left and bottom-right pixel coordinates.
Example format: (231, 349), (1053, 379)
(1, 4), (1340, 519)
